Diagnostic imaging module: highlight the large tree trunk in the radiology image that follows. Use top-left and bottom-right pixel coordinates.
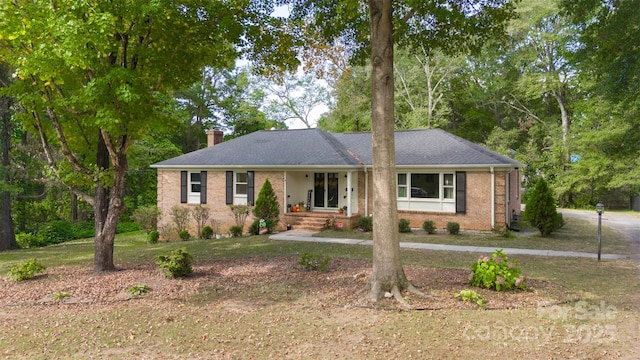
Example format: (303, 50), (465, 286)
(93, 131), (127, 271)
(0, 94), (17, 251)
(367, 0), (409, 302)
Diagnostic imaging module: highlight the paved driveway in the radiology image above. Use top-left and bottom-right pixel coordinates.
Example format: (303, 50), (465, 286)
(560, 209), (640, 245)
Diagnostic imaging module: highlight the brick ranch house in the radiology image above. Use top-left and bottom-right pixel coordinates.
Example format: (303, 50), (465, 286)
(151, 128), (523, 235)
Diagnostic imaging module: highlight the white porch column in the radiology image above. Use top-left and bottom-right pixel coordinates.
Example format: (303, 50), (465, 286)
(346, 171), (352, 217)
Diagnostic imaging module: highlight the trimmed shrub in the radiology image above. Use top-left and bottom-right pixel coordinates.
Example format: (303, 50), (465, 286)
(230, 225), (243, 237)
(422, 220), (436, 234)
(178, 230), (190, 241)
(249, 219), (260, 235)
(470, 249), (526, 291)
(201, 226), (214, 239)
(8, 259), (46, 281)
(147, 230), (160, 244)
(398, 218), (412, 233)
(358, 216), (373, 232)
(522, 177), (563, 236)
(253, 179), (280, 223)
(156, 248), (193, 278)
(447, 222), (460, 235)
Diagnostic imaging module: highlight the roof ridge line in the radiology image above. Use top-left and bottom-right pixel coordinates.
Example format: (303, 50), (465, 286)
(317, 129), (362, 166)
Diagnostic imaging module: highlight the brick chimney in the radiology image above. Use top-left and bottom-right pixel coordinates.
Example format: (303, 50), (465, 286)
(207, 129), (224, 147)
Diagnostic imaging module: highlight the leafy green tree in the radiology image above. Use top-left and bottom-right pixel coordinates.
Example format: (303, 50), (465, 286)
(0, 0), (297, 271)
(261, 71), (331, 129)
(253, 179), (280, 226)
(290, 0), (516, 303)
(125, 138), (182, 214)
(393, 48), (460, 130)
(0, 62), (17, 251)
(317, 65), (372, 132)
(560, 0), (640, 202)
(523, 178), (563, 237)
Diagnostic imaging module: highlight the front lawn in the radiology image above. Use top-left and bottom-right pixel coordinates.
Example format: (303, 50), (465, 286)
(0, 220), (638, 359)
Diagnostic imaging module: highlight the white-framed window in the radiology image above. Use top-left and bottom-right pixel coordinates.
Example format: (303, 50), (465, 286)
(443, 174), (454, 199)
(397, 173), (408, 198)
(188, 172), (201, 204)
(235, 172), (247, 196)
(397, 172), (455, 200)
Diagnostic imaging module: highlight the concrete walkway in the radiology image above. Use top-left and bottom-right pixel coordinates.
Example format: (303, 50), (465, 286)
(269, 231), (627, 260)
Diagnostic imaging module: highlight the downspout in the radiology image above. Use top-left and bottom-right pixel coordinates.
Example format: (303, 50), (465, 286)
(491, 167), (495, 229)
(505, 171), (510, 227)
(364, 167), (369, 216)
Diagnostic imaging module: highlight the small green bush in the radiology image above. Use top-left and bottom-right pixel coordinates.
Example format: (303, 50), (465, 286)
(358, 216), (373, 232)
(8, 259), (46, 281)
(147, 230), (160, 244)
(36, 220), (74, 245)
(15, 233), (46, 249)
(156, 248), (193, 278)
(500, 228), (515, 239)
(116, 221), (141, 234)
(455, 289), (485, 307)
(298, 252), (331, 271)
(230, 225), (243, 237)
(422, 220), (436, 234)
(54, 291), (71, 301)
(248, 219), (260, 235)
(127, 284), (151, 297)
(398, 218), (412, 233)
(201, 226), (214, 239)
(470, 249), (526, 291)
(446, 222), (460, 235)
(70, 221), (95, 239)
(178, 230), (190, 241)
(249, 218), (276, 235)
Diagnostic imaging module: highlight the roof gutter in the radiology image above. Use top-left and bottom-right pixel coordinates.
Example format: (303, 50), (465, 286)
(150, 164), (364, 170)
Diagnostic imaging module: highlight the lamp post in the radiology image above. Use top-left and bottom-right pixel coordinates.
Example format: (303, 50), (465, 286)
(596, 201), (604, 261)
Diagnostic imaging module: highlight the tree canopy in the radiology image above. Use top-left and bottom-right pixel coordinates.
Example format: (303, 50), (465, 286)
(0, 0), (297, 269)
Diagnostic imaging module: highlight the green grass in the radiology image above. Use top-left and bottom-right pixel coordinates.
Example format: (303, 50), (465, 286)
(316, 217), (634, 254)
(0, 222), (638, 359)
(1, 222), (637, 308)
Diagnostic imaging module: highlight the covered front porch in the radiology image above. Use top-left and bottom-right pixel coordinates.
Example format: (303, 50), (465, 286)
(283, 170), (362, 218)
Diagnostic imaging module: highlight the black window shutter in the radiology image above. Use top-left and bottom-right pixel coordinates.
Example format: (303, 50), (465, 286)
(200, 171), (207, 204)
(180, 171), (188, 203)
(247, 171), (255, 205)
(456, 171), (466, 214)
(226, 171), (233, 205)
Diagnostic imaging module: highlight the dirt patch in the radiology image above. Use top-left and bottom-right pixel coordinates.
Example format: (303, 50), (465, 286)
(0, 257), (577, 310)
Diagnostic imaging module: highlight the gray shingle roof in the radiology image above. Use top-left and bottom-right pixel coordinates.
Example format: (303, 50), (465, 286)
(152, 128), (522, 168)
(152, 129), (361, 167)
(333, 129), (522, 167)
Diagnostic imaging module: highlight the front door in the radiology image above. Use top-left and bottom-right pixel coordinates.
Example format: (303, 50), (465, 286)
(313, 173), (339, 209)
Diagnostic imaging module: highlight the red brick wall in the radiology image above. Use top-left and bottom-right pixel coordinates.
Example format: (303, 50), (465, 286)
(158, 168), (518, 235)
(157, 170), (286, 238)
